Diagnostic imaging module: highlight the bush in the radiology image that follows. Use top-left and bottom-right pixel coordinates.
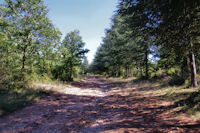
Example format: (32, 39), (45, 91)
(169, 75), (185, 86)
(0, 88), (49, 116)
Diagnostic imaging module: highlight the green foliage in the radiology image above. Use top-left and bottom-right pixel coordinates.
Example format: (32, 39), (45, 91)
(52, 30), (89, 81)
(80, 56), (89, 75)
(0, 0), (90, 89)
(0, 0), (62, 88)
(90, 14), (154, 78)
(91, 0), (200, 87)
(0, 1), (90, 115)
(167, 67), (181, 77)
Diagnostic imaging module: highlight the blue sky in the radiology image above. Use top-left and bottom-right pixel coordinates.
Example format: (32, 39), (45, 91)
(44, 0), (118, 63)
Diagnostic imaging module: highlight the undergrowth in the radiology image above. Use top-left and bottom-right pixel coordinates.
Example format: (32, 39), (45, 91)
(0, 87), (49, 116)
(162, 86), (200, 118)
(135, 75), (200, 119)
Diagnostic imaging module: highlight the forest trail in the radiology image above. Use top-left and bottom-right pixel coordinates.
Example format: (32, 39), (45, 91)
(0, 76), (199, 133)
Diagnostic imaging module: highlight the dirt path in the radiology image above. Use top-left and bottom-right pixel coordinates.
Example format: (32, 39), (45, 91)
(0, 76), (199, 133)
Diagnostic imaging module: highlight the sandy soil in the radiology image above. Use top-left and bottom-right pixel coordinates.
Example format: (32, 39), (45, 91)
(0, 76), (199, 133)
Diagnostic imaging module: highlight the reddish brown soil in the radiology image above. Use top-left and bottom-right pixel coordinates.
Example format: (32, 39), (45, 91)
(0, 76), (199, 133)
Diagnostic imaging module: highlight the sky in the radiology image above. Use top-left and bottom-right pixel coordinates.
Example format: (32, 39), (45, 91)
(43, 0), (118, 63)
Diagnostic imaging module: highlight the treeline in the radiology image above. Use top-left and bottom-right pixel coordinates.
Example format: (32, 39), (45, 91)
(0, 0), (89, 89)
(90, 0), (200, 87)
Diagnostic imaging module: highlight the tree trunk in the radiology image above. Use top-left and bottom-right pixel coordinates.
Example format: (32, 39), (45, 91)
(189, 37), (198, 87)
(69, 60), (73, 81)
(145, 48), (149, 79)
(125, 66), (128, 78)
(21, 39), (28, 72)
(181, 57), (189, 80)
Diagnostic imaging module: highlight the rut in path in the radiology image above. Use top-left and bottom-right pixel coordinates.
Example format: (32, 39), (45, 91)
(0, 76), (199, 133)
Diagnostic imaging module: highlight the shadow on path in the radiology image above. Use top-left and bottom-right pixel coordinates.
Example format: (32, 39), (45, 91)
(72, 76), (128, 92)
(0, 76), (199, 133)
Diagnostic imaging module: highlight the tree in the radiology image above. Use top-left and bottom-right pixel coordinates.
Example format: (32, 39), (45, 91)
(154, 0), (200, 87)
(118, 0), (200, 86)
(4, 0), (57, 73)
(55, 30), (89, 81)
(0, 3), (20, 87)
(0, 0), (63, 87)
(81, 56), (89, 75)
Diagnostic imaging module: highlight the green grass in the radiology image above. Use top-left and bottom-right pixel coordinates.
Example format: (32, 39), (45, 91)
(25, 73), (55, 84)
(165, 89), (200, 116)
(151, 81), (200, 119)
(131, 75), (200, 119)
(0, 87), (49, 116)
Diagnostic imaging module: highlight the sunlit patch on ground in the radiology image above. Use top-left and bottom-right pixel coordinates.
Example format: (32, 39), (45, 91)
(63, 87), (105, 97)
(33, 83), (106, 97)
(0, 76), (200, 133)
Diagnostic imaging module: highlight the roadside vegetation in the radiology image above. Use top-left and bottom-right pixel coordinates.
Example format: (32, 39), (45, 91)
(0, 0), (89, 115)
(130, 77), (200, 119)
(0, 87), (49, 116)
